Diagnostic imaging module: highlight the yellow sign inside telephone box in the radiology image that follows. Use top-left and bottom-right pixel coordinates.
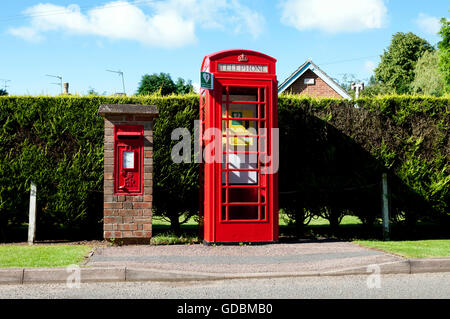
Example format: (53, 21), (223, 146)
(223, 109), (255, 147)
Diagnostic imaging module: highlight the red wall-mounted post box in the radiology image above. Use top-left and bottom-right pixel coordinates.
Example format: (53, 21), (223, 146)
(114, 125), (144, 195)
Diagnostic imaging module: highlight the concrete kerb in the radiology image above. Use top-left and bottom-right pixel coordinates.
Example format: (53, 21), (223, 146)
(124, 267), (322, 282)
(0, 268), (24, 285)
(0, 258), (450, 285)
(0, 267), (127, 285)
(409, 258), (450, 274)
(23, 267), (126, 284)
(319, 260), (411, 276)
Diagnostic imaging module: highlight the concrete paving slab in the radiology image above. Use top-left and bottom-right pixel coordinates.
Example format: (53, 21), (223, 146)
(89, 251), (384, 265)
(0, 269), (23, 284)
(86, 241), (404, 275)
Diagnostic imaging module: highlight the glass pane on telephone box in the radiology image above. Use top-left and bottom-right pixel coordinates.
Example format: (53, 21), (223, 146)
(222, 87), (262, 185)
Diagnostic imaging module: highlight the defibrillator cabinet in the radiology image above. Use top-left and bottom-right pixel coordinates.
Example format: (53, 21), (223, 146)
(199, 49), (279, 243)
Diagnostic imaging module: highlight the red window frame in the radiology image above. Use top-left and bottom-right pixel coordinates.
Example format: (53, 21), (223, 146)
(219, 82), (270, 223)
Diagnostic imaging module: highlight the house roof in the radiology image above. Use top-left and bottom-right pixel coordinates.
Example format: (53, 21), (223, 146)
(278, 59), (352, 99)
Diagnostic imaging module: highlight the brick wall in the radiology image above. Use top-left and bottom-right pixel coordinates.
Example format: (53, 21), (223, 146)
(288, 70), (342, 99)
(102, 114), (154, 244)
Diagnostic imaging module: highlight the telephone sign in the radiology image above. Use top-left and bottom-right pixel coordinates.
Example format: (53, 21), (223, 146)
(200, 71), (214, 90)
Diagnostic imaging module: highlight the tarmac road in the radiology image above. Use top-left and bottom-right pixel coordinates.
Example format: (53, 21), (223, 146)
(1, 273), (449, 299)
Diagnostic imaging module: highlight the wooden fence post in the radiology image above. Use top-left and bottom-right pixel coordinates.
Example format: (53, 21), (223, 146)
(28, 182), (37, 245)
(382, 173), (390, 241)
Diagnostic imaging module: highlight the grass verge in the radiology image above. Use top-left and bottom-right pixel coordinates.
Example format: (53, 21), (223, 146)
(0, 245), (93, 268)
(150, 232), (199, 245)
(355, 240), (450, 258)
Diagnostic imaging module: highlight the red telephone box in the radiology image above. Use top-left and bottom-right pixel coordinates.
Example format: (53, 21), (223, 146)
(114, 125), (144, 195)
(199, 49), (278, 244)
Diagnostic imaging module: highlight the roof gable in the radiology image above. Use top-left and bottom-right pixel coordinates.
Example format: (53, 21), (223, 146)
(278, 60), (352, 99)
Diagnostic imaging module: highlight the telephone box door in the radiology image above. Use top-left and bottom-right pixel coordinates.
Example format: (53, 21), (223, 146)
(214, 79), (276, 242)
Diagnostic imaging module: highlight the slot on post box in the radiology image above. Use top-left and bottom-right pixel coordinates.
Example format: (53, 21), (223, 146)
(114, 125), (144, 195)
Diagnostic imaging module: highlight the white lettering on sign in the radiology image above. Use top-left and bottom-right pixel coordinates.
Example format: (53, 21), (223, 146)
(218, 64), (268, 73)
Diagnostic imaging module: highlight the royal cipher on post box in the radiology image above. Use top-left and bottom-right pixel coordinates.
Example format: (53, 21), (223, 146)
(114, 125), (144, 195)
(199, 49), (279, 244)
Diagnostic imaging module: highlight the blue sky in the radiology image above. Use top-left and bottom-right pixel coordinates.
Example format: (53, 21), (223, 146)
(0, 0), (448, 96)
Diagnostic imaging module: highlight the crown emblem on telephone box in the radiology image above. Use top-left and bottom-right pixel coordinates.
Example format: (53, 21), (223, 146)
(238, 53), (248, 62)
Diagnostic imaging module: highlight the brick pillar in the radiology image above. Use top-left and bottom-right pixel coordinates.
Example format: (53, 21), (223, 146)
(98, 104), (158, 244)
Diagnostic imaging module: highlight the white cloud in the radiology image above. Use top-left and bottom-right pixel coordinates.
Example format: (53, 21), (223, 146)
(364, 60), (376, 73)
(416, 13), (441, 35)
(8, 0), (264, 47)
(227, 0), (265, 38)
(279, 0), (387, 33)
(8, 26), (44, 42)
(151, 0), (265, 38)
(8, 2), (195, 47)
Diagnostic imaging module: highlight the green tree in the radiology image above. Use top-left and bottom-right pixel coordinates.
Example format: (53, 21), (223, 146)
(137, 73), (176, 96)
(0, 89), (7, 96)
(410, 50), (444, 96)
(86, 87), (106, 96)
(438, 18), (450, 93)
(175, 78), (194, 94)
(374, 32), (434, 94)
(361, 76), (394, 97)
(137, 73), (193, 96)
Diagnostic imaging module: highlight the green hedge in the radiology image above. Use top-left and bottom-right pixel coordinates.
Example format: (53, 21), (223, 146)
(0, 94), (448, 240)
(278, 94), (449, 229)
(0, 95), (198, 239)
(0, 96), (104, 239)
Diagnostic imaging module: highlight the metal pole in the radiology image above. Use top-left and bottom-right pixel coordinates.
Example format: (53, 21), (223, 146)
(28, 182), (37, 245)
(121, 72), (125, 94)
(382, 172), (390, 241)
(0, 79), (11, 91)
(106, 70), (126, 95)
(46, 74), (63, 95)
